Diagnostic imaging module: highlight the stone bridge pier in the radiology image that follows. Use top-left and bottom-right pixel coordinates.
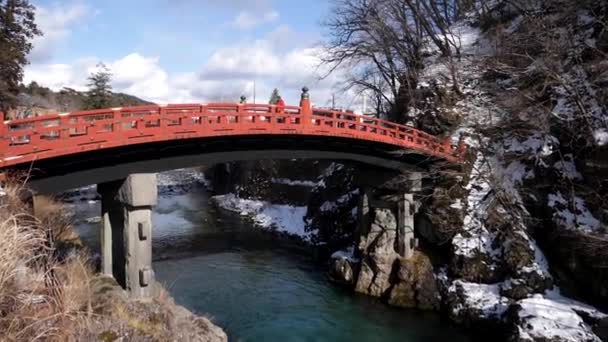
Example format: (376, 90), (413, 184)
(344, 172), (441, 309)
(97, 174), (157, 298)
(357, 172), (423, 259)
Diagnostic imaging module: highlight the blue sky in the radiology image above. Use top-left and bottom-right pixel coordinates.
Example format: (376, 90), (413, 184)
(24, 0), (356, 107)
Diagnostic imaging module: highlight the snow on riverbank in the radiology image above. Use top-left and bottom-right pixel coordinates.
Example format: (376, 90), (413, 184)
(157, 169), (211, 190)
(212, 193), (311, 241)
(271, 178), (319, 187)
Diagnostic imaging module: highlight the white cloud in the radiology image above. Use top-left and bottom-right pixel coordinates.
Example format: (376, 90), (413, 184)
(29, 3), (88, 63)
(230, 10), (279, 29)
(109, 54), (171, 101)
(24, 28), (361, 109)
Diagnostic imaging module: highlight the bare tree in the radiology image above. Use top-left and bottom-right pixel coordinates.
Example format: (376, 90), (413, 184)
(321, 0), (473, 123)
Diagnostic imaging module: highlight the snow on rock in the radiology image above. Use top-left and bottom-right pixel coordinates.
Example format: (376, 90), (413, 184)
(554, 156), (582, 180)
(504, 133), (558, 160)
(545, 289), (608, 322)
(450, 199), (463, 210)
(319, 189), (360, 212)
(322, 163), (344, 178)
(448, 280), (510, 321)
(452, 152), (500, 259)
(157, 169), (210, 189)
(594, 129), (608, 146)
(271, 178), (318, 187)
(330, 246), (359, 263)
(513, 294), (602, 342)
(548, 193), (601, 233)
(518, 236), (552, 281)
(212, 193), (310, 240)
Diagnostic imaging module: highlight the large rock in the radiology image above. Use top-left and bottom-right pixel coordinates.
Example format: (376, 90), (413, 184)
(355, 208), (399, 297)
(388, 252), (440, 310)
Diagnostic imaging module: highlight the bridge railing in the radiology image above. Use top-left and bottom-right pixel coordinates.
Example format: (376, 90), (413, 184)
(0, 99), (465, 167)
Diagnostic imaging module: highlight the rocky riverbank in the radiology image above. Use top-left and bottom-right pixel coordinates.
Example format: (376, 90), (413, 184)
(0, 181), (227, 341)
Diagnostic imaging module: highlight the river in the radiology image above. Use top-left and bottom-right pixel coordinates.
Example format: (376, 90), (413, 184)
(70, 179), (472, 342)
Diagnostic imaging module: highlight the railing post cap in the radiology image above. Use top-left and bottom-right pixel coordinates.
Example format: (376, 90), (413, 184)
(301, 87), (310, 100)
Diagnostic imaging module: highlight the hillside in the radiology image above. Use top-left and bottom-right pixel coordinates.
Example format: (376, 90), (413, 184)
(8, 82), (154, 118)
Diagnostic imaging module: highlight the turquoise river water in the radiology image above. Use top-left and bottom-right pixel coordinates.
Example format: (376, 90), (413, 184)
(72, 187), (472, 342)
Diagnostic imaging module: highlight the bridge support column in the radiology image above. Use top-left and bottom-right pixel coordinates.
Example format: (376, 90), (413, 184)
(397, 174), (422, 259)
(397, 194), (417, 259)
(355, 188), (370, 248)
(97, 173), (157, 298)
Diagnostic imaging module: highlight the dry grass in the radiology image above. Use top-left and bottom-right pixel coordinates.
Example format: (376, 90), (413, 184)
(0, 182), (96, 341)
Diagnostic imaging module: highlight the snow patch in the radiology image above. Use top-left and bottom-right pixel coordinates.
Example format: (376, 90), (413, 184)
(271, 178), (318, 187)
(331, 246), (359, 263)
(453, 152), (500, 259)
(594, 129), (608, 146)
(515, 294), (602, 342)
(554, 157), (582, 180)
(548, 193), (601, 233)
(504, 133), (558, 158)
(319, 189), (360, 212)
(157, 168), (210, 189)
(449, 280), (510, 319)
(212, 194), (310, 240)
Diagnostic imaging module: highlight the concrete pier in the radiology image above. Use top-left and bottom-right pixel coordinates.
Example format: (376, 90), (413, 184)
(97, 173), (157, 298)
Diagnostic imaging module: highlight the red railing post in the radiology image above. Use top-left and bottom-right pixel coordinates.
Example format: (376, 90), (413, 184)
(159, 105), (167, 130)
(299, 87), (311, 129)
(0, 117), (7, 160)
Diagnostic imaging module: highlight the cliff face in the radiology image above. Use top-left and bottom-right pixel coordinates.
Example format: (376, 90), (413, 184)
(312, 2), (608, 340)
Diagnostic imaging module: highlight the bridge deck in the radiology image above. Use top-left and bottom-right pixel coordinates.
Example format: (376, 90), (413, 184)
(0, 101), (465, 170)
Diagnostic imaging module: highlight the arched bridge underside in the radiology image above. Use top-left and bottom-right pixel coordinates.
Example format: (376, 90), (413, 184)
(0, 96), (465, 193)
(1, 93), (466, 298)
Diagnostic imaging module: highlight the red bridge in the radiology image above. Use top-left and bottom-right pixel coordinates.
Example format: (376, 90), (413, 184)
(0, 88), (465, 193)
(0, 88), (467, 298)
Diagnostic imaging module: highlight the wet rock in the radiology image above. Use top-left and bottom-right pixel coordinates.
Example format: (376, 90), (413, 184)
(328, 248), (359, 286)
(388, 252), (440, 310)
(329, 258), (356, 285)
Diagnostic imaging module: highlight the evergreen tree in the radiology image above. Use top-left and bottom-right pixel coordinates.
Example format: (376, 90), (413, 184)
(85, 63), (113, 109)
(268, 88), (280, 104)
(0, 0), (41, 117)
